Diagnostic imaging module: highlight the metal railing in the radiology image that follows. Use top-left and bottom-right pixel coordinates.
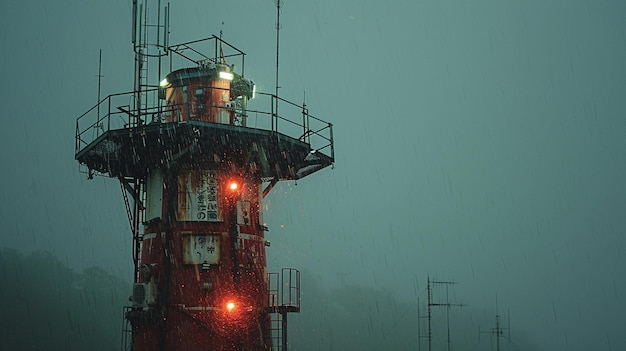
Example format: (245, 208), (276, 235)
(75, 89), (334, 163)
(168, 36), (247, 76)
(75, 89), (162, 155)
(267, 268), (301, 310)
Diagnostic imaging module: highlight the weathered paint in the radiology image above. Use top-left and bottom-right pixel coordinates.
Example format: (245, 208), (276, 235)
(182, 234), (220, 265)
(163, 65), (235, 124)
(132, 169), (270, 350)
(176, 170), (221, 222)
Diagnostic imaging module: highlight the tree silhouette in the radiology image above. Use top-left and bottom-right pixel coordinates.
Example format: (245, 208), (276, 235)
(0, 249), (130, 351)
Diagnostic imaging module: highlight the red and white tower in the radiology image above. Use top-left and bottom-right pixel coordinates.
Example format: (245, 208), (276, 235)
(74, 2), (333, 350)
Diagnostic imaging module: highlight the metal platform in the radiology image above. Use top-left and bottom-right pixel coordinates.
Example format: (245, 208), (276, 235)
(75, 90), (334, 181)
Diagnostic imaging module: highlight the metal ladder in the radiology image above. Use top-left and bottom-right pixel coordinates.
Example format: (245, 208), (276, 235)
(267, 269), (301, 351)
(270, 311), (284, 350)
(120, 306), (133, 351)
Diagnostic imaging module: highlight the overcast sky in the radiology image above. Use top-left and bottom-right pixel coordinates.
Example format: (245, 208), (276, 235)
(2, 1), (626, 350)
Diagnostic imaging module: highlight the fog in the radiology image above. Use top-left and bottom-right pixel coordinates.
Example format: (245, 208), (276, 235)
(1, 0), (625, 350)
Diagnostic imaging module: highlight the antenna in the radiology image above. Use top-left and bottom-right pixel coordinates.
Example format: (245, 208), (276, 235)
(508, 309), (512, 345)
(421, 276), (465, 351)
(479, 296), (511, 351)
(272, 0), (283, 133)
(275, 0), (282, 99)
(96, 49), (103, 119)
(417, 297), (421, 351)
(219, 22), (225, 63)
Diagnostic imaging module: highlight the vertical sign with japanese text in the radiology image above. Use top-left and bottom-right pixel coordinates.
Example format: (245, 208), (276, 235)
(177, 170), (221, 221)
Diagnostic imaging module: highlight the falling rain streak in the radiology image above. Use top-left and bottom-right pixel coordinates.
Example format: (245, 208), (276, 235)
(1, 1), (626, 351)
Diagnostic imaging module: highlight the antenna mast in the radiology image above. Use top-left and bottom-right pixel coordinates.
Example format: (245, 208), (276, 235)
(423, 276), (465, 351)
(275, 0), (282, 99)
(132, 0), (169, 127)
(481, 314), (506, 351)
(97, 49), (103, 118)
(479, 298), (511, 351)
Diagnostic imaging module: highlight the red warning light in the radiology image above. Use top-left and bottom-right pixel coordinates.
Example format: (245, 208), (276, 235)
(218, 296), (253, 327)
(224, 178), (243, 195)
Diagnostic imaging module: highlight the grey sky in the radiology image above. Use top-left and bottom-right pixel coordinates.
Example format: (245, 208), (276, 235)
(1, 0), (625, 350)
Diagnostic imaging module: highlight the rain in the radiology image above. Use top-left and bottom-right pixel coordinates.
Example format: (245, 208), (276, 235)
(1, 0), (626, 350)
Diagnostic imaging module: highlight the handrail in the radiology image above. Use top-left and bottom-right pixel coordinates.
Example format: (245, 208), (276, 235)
(167, 36), (247, 76)
(75, 89), (334, 163)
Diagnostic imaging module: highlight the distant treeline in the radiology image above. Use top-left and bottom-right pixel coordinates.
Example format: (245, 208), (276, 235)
(290, 277), (542, 351)
(0, 248), (540, 351)
(0, 249), (129, 351)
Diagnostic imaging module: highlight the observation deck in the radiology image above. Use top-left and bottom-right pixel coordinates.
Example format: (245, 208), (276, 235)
(75, 89), (334, 182)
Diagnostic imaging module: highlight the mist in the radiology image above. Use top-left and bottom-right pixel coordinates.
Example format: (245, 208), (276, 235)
(2, 1), (625, 350)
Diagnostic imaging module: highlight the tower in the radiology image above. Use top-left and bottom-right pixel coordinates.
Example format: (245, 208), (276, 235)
(74, 2), (334, 350)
